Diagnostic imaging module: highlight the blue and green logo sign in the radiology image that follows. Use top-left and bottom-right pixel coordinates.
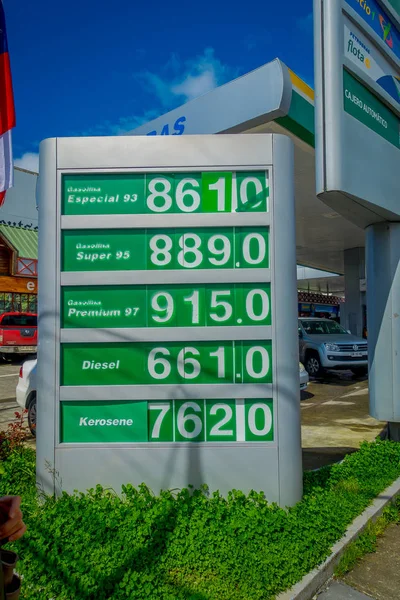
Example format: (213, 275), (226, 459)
(345, 0), (400, 60)
(345, 22), (400, 106)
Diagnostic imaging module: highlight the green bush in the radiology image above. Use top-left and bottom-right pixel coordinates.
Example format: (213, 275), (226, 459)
(1, 440), (400, 600)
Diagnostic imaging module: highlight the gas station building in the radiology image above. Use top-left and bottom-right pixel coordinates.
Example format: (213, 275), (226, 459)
(128, 59), (367, 337)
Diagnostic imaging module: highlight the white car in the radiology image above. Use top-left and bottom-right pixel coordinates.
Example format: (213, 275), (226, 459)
(299, 362), (309, 391)
(16, 358), (37, 436)
(16, 358), (308, 437)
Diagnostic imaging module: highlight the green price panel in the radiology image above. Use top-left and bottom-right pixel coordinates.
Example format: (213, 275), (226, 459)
(60, 399), (274, 444)
(61, 341), (273, 386)
(61, 401), (148, 443)
(62, 171), (269, 215)
(61, 227), (269, 272)
(61, 283), (272, 328)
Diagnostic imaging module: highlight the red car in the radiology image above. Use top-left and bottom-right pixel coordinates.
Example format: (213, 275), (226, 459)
(0, 312), (37, 362)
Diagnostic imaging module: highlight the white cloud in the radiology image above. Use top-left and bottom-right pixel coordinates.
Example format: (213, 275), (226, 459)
(171, 69), (217, 100)
(15, 152), (39, 173)
(137, 47), (239, 107)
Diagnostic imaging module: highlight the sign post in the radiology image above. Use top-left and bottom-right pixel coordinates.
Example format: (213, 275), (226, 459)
(314, 0), (400, 227)
(314, 1), (400, 428)
(37, 134), (302, 506)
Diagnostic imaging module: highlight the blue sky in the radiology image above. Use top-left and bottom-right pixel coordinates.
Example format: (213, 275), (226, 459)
(4, 0), (314, 172)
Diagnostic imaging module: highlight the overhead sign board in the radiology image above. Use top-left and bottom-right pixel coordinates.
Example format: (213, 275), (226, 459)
(345, 0), (400, 60)
(344, 15), (400, 108)
(314, 0), (400, 226)
(37, 134), (301, 507)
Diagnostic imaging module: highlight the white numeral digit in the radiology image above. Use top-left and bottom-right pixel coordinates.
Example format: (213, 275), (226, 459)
(210, 291), (232, 322)
(149, 235), (173, 267)
(177, 402), (203, 439)
(124, 307), (139, 317)
(209, 404), (233, 437)
(149, 403), (171, 439)
(151, 292), (174, 323)
(208, 177), (226, 212)
(177, 347), (201, 379)
(242, 233), (266, 265)
(210, 346), (226, 378)
(248, 403), (272, 437)
(178, 234), (202, 268)
(176, 178), (201, 212)
(124, 194), (138, 203)
(240, 177), (264, 209)
(246, 289), (270, 321)
(184, 290), (200, 324)
(147, 178), (173, 212)
(245, 346), (270, 379)
(208, 235), (231, 266)
(148, 348), (171, 380)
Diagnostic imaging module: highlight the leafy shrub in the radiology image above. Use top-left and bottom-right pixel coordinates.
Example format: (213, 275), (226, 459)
(0, 440), (399, 599)
(0, 409), (30, 461)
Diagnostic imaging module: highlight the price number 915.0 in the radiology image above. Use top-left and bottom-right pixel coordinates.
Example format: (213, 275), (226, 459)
(150, 285), (271, 327)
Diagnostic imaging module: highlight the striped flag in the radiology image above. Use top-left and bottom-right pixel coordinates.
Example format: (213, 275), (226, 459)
(0, 0), (16, 207)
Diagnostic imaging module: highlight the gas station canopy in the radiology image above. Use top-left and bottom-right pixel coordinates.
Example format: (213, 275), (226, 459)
(128, 58), (365, 274)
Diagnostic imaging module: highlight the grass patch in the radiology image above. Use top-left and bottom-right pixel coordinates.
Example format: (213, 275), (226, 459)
(335, 500), (400, 578)
(1, 440), (400, 599)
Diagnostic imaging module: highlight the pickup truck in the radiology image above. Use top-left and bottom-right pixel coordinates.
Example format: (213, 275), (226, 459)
(0, 312), (37, 361)
(299, 317), (368, 378)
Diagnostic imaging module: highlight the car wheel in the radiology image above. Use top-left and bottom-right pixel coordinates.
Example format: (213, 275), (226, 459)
(27, 395), (36, 437)
(305, 353), (325, 378)
(351, 367), (368, 378)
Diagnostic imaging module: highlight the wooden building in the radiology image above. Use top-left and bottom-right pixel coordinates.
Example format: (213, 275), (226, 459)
(0, 225), (38, 313)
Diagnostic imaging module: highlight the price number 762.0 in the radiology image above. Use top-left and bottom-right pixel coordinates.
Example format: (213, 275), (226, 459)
(148, 399), (274, 442)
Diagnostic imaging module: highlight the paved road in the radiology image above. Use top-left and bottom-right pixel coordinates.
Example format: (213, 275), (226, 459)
(318, 582), (372, 599)
(301, 371), (384, 470)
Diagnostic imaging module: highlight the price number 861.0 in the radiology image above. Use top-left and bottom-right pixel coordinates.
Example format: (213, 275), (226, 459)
(146, 173), (267, 214)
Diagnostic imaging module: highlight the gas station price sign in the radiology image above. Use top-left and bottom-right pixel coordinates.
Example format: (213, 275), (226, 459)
(61, 284), (272, 329)
(60, 399), (274, 444)
(38, 135), (301, 505)
(61, 341), (273, 386)
(61, 227), (269, 272)
(62, 171), (269, 215)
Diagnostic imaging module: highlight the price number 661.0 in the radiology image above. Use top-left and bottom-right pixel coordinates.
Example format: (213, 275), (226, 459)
(147, 344), (271, 382)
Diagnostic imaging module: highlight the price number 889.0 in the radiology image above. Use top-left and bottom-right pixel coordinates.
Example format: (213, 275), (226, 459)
(148, 228), (269, 270)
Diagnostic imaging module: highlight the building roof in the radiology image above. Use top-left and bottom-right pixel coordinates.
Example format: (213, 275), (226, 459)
(0, 225), (38, 259)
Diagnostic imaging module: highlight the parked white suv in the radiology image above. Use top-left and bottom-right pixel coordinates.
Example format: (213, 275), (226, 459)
(299, 318), (368, 378)
(16, 358), (37, 436)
